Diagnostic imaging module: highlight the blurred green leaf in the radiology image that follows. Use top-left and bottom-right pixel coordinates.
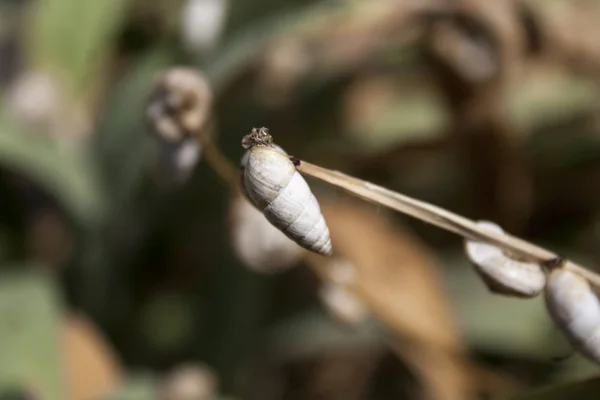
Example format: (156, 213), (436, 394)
(28, 0), (134, 99)
(504, 376), (600, 400)
(507, 71), (600, 132)
(93, 48), (172, 208)
(101, 372), (157, 400)
(265, 309), (382, 362)
(0, 267), (65, 400)
(0, 116), (107, 228)
(442, 252), (564, 359)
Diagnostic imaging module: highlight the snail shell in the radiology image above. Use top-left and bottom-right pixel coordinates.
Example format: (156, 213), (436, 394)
(146, 67), (212, 142)
(159, 363), (218, 400)
(545, 268), (600, 364)
(241, 144), (332, 256)
(464, 221), (546, 297)
(229, 193), (304, 273)
(319, 283), (368, 326)
(156, 137), (201, 185)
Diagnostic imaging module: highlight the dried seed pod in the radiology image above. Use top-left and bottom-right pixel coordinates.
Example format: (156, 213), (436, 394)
(545, 268), (600, 364)
(146, 67), (212, 142)
(240, 128), (332, 256)
(229, 192), (304, 273)
(319, 283), (368, 326)
(464, 221), (546, 297)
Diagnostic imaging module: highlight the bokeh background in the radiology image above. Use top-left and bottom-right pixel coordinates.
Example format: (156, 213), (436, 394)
(2, 0), (600, 399)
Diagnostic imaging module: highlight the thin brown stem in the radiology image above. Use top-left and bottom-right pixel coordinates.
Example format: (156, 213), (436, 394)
(296, 160), (600, 289)
(196, 124), (239, 189)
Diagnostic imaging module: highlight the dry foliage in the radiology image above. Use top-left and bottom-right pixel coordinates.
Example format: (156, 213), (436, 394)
(314, 196), (474, 400)
(63, 313), (123, 400)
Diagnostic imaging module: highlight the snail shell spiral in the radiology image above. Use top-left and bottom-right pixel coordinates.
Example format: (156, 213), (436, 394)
(545, 268), (600, 364)
(465, 221), (546, 297)
(241, 144), (332, 256)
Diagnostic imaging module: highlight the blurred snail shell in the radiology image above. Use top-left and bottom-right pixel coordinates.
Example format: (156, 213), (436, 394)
(156, 138), (201, 186)
(545, 268), (600, 364)
(146, 67), (213, 142)
(240, 129), (332, 256)
(465, 221), (546, 297)
(229, 193), (304, 274)
(158, 363), (218, 400)
(319, 283), (368, 326)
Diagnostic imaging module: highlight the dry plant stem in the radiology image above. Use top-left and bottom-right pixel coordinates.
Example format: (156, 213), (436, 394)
(295, 160), (600, 289)
(197, 127), (238, 188)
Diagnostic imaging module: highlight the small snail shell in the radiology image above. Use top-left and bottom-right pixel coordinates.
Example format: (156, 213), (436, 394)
(464, 221), (546, 297)
(228, 193), (304, 274)
(240, 134), (332, 256)
(319, 284), (368, 326)
(159, 363), (218, 400)
(156, 138), (201, 185)
(146, 67), (212, 142)
(545, 268), (600, 364)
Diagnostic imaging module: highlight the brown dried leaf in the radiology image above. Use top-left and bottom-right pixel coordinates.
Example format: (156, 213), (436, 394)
(316, 196), (475, 400)
(64, 313), (123, 400)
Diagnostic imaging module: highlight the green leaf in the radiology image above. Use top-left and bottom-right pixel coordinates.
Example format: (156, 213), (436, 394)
(442, 252), (563, 359)
(93, 49), (173, 209)
(0, 267), (65, 400)
(27, 0), (134, 99)
(101, 372), (157, 400)
(264, 309), (382, 362)
(0, 116), (107, 228)
(504, 376), (600, 400)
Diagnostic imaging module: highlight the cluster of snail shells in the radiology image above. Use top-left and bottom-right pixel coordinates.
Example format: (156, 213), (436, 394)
(240, 132), (332, 256)
(466, 220), (600, 364)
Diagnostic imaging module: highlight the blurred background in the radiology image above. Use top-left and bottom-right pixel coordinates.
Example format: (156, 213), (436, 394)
(2, 0), (600, 399)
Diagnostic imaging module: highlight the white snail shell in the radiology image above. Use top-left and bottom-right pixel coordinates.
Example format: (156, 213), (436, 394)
(228, 193), (304, 273)
(319, 283), (368, 326)
(146, 67), (212, 142)
(156, 138), (201, 185)
(545, 268), (600, 364)
(464, 221), (546, 297)
(241, 144), (332, 256)
(159, 363), (218, 400)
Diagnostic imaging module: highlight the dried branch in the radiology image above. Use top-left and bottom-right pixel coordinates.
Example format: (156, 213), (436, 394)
(294, 159), (600, 289)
